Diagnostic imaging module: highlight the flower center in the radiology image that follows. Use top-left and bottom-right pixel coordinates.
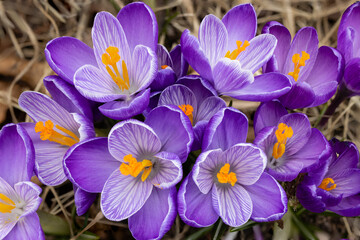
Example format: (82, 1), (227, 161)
(288, 51), (310, 82)
(178, 104), (194, 125)
(35, 120), (79, 147)
(0, 193), (15, 214)
(217, 163), (237, 186)
(225, 40), (250, 60)
(161, 65), (168, 69)
(101, 46), (130, 91)
(272, 123), (293, 159)
(119, 154), (153, 182)
(318, 177), (336, 191)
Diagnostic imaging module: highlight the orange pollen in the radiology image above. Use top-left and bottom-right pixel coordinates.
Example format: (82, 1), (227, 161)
(318, 178), (337, 191)
(0, 193), (16, 214)
(101, 46), (130, 91)
(178, 104), (194, 125)
(288, 51), (310, 82)
(34, 120), (80, 147)
(225, 40), (250, 60)
(217, 163), (237, 186)
(161, 65), (168, 69)
(272, 123), (293, 159)
(119, 154), (153, 182)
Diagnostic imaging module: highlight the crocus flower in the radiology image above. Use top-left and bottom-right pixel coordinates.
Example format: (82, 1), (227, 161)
(18, 91), (95, 186)
(262, 22), (343, 109)
(0, 124), (44, 239)
(45, 2), (158, 120)
(64, 106), (193, 239)
(178, 107), (287, 227)
(253, 101), (330, 181)
(297, 139), (360, 216)
(181, 3), (291, 101)
(158, 75), (226, 150)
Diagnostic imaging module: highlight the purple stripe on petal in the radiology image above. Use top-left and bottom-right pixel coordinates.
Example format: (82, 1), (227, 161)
(72, 113), (95, 141)
(176, 75), (217, 103)
(329, 195), (360, 217)
(129, 187), (176, 240)
(101, 169), (153, 221)
(170, 44), (189, 77)
(45, 36), (97, 84)
(108, 119), (162, 161)
(329, 169), (360, 198)
(328, 141), (359, 175)
(158, 84), (198, 113)
(99, 88), (150, 120)
(0, 178), (17, 239)
(196, 96), (226, 123)
(74, 186), (97, 216)
(117, 2), (158, 53)
(212, 183), (252, 227)
(151, 151), (182, 189)
(267, 160), (304, 182)
(278, 81), (316, 109)
(14, 181), (42, 217)
(4, 213), (44, 240)
(64, 137), (119, 193)
(156, 44), (173, 67)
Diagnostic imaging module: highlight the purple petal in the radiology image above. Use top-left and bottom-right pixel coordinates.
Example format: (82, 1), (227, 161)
(98, 88), (150, 120)
(74, 186), (97, 216)
(101, 169), (153, 221)
(64, 137), (119, 193)
(43, 75), (93, 120)
(329, 169), (360, 197)
(202, 107), (248, 151)
(328, 141), (359, 174)
(212, 184), (252, 227)
(213, 58), (254, 96)
(192, 120), (207, 151)
(0, 178), (18, 239)
(180, 29), (213, 81)
(72, 113), (95, 141)
(227, 72), (291, 101)
(44, 36), (97, 84)
(245, 172), (287, 222)
(0, 124), (34, 186)
(143, 91), (160, 117)
(150, 68), (177, 92)
(108, 120), (162, 161)
(278, 81), (316, 109)
(222, 3), (256, 50)
(176, 75), (217, 103)
(145, 105), (194, 163)
(296, 180), (327, 213)
(129, 187), (176, 240)
(14, 181), (42, 217)
(4, 213), (44, 240)
(329, 195), (360, 217)
(117, 2), (158, 53)
(196, 96), (226, 123)
(156, 44), (172, 67)
(178, 173), (218, 227)
(253, 100), (288, 136)
(150, 151), (182, 189)
(344, 58), (360, 92)
(267, 159), (304, 182)
(170, 44), (189, 77)
(337, 27), (355, 63)
(238, 34), (277, 73)
(158, 84), (198, 112)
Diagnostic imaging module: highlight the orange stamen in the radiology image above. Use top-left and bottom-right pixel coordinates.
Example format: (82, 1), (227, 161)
(225, 40), (250, 60)
(217, 163), (237, 186)
(119, 154), (153, 182)
(0, 193), (15, 214)
(272, 123), (293, 159)
(318, 178), (337, 191)
(178, 104), (194, 125)
(288, 51), (310, 81)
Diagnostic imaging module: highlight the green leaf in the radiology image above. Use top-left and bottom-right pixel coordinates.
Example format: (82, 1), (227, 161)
(291, 210), (319, 240)
(230, 220), (257, 232)
(185, 226), (213, 240)
(76, 231), (100, 240)
(212, 219), (228, 240)
(37, 210), (71, 236)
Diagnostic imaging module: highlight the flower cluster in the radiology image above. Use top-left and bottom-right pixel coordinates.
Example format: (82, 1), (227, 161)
(1, 1), (360, 239)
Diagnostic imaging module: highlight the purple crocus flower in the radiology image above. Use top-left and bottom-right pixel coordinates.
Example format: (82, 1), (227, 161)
(64, 106), (193, 240)
(0, 124), (44, 239)
(178, 107), (287, 227)
(18, 91), (95, 186)
(253, 101), (330, 181)
(181, 3), (291, 101)
(158, 75), (226, 150)
(262, 22), (343, 109)
(297, 139), (360, 216)
(46, 2), (158, 120)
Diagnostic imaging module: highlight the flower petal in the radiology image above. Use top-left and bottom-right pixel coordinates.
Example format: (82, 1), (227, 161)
(344, 58), (360, 93)
(158, 84), (198, 113)
(329, 169), (360, 198)
(101, 169), (153, 221)
(73, 186), (97, 216)
(176, 75), (217, 103)
(44, 36), (97, 84)
(329, 195), (360, 217)
(64, 137), (119, 193)
(14, 181), (42, 217)
(196, 96), (226, 123)
(128, 187), (176, 240)
(4, 213), (44, 240)
(278, 81), (316, 109)
(337, 27), (355, 63)
(169, 44), (189, 77)
(150, 68), (177, 92)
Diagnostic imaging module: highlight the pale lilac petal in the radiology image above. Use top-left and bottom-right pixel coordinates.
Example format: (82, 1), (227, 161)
(101, 169), (153, 221)
(196, 96), (226, 123)
(158, 84), (198, 112)
(222, 4), (257, 50)
(202, 107), (248, 151)
(0, 124), (34, 186)
(156, 44), (172, 67)
(0, 178), (19, 239)
(278, 81), (316, 109)
(329, 169), (360, 197)
(117, 2), (158, 52)
(72, 113), (95, 141)
(44, 36), (97, 84)
(238, 34), (277, 73)
(74, 186), (97, 216)
(245, 172), (287, 222)
(14, 181), (42, 217)
(64, 137), (119, 193)
(129, 187), (176, 240)
(145, 105), (193, 163)
(178, 173), (218, 227)
(108, 120), (162, 161)
(4, 213), (44, 240)
(98, 88), (150, 120)
(212, 184), (252, 227)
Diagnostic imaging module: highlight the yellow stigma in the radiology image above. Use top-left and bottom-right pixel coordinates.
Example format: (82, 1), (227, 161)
(272, 123), (293, 159)
(318, 178), (337, 191)
(178, 104), (194, 125)
(225, 40), (250, 60)
(101, 46), (130, 91)
(288, 51), (310, 82)
(161, 65), (168, 69)
(34, 120), (80, 147)
(217, 163), (237, 186)
(119, 154), (153, 182)
(0, 193), (15, 214)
